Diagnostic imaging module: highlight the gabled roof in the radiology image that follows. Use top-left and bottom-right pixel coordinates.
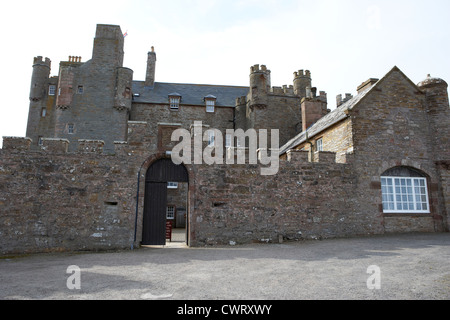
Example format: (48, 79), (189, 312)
(280, 66), (414, 155)
(132, 81), (249, 107)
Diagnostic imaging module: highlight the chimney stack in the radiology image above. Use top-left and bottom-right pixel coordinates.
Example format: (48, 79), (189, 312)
(145, 46), (156, 87)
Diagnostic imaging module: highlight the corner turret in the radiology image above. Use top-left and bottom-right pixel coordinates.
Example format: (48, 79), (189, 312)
(293, 70), (312, 99)
(30, 56), (51, 101)
(417, 74), (450, 160)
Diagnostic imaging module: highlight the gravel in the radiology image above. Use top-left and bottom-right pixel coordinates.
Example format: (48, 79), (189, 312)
(1, 233), (449, 300)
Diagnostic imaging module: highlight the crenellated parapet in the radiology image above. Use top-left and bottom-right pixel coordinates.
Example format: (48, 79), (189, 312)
(1, 137), (32, 152)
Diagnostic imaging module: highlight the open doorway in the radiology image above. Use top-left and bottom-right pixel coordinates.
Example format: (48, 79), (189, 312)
(166, 181), (188, 243)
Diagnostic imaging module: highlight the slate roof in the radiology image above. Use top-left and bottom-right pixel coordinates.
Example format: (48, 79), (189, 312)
(132, 81), (249, 107)
(279, 84), (374, 155)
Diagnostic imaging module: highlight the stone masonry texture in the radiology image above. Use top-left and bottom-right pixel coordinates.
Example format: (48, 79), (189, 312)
(0, 24), (449, 255)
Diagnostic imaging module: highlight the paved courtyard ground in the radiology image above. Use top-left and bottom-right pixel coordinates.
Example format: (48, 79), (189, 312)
(0, 233), (449, 300)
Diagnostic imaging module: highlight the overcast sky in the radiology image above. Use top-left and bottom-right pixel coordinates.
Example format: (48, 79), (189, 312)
(0, 0), (449, 147)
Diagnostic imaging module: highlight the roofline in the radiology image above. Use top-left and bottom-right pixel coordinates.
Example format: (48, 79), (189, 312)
(132, 80), (249, 89)
(280, 66), (422, 155)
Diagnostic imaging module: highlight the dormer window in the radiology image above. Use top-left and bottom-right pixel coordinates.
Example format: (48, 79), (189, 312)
(205, 95), (217, 113)
(169, 93), (181, 110)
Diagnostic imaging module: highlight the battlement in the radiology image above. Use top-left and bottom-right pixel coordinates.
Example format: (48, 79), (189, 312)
(270, 85), (295, 96)
(250, 64), (270, 73)
(33, 56), (51, 68)
(293, 70), (311, 79)
(1, 137), (32, 151)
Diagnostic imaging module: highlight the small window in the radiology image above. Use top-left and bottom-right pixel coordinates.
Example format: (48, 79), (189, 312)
(77, 86), (84, 94)
(207, 130), (215, 147)
(68, 124), (74, 134)
(316, 138), (323, 152)
(58, 88), (61, 96)
(206, 99), (215, 113)
(38, 136), (44, 146)
(225, 134), (232, 148)
(166, 206), (175, 220)
(49, 85), (56, 96)
(170, 97), (180, 110)
(167, 182), (178, 189)
(41, 108), (47, 117)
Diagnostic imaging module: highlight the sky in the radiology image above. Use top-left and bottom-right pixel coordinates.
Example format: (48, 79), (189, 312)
(0, 0), (449, 148)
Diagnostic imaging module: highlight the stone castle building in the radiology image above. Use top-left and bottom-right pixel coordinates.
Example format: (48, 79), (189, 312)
(0, 24), (449, 254)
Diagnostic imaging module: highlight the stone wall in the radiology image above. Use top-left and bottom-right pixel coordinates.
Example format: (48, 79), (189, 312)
(189, 150), (362, 246)
(0, 138), (139, 254)
(349, 68), (447, 233)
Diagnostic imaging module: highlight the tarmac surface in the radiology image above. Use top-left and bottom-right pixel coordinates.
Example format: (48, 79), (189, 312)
(1, 232), (449, 300)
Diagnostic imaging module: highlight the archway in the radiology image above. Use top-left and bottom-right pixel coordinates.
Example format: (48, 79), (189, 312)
(142, 158), (189, 245)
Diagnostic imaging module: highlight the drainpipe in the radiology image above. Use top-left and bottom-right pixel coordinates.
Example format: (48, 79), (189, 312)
(132, 159), (147, 250)
(305, 129), (314, 160)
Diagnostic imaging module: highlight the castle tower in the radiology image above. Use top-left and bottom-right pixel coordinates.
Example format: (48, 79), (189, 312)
(53, 24), (132, 153)
(26, 57), (54, 146)
(92, 24), (125, 67)
(145, 46), (156, 87)
(293, 70), (312, 99)
(417, 75), (450, 161)
(249, 64), (271, 93)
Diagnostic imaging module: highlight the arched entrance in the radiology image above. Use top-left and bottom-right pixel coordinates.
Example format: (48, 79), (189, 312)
(142, 158), (189, 245)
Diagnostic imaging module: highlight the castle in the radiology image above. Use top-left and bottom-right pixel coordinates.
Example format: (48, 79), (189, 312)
(0, 24), (449, 254)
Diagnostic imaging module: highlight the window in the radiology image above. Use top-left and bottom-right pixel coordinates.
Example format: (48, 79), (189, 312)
(38, 136), (44, 146)
(169, 94), (181, 110)
(77, 86), (84, 94)
(381, 176), (430, 213)
(166, 206), (175, 220)
(68, 124), (74, 134)
(316, 138), (323, 152)
(206, 99), (215, 113)
(49, 85), (56, 96)
(167, 182), (178, 189)
(225, 134), (232, 148)
(207, 130), (215, 147)
(41, 108), (47, 117)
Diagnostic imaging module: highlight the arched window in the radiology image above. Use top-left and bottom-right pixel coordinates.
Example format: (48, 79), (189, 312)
(380, 167), (430, 214)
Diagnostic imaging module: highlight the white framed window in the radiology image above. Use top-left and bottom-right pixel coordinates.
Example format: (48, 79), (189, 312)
(167, 182), (178, 189)
(68, 124), (74, 134)
(170, 97), (180, 110)
(316, 138), (323, 152)
(166, 206), (175, 220)
(225, 133), (232, 148)
(381, 176), (430, 213)
(49, 85), (56, 96)
(41, 108), (47, 117)
(206, 99), (215, 113)
(207, 130), (215, 147)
